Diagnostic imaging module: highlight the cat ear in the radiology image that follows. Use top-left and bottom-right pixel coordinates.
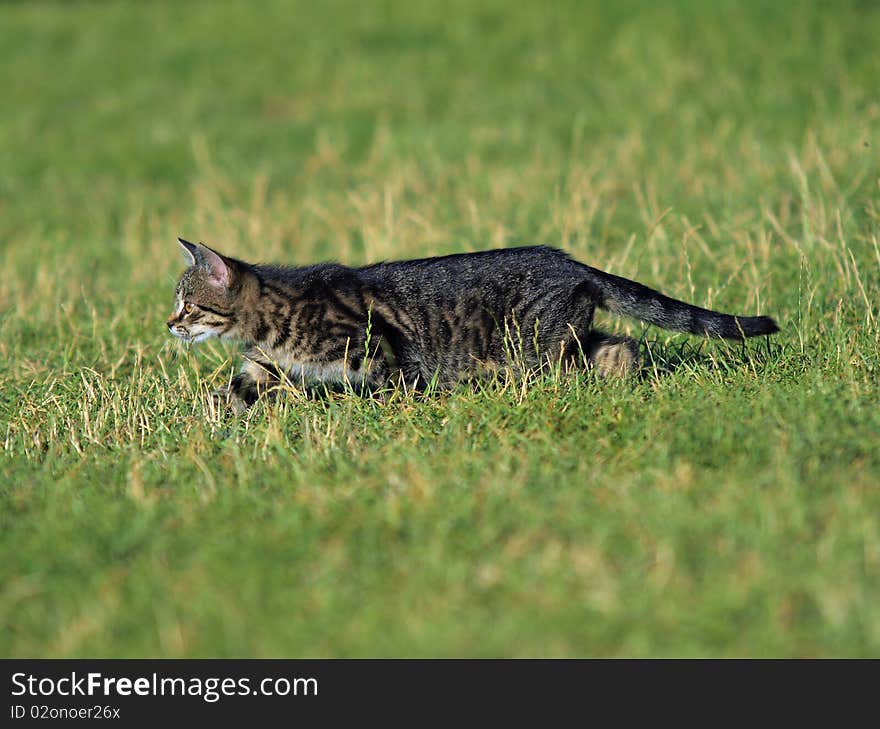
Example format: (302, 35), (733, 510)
(178, 237), (199, 265)
(196, 243), (233, 288)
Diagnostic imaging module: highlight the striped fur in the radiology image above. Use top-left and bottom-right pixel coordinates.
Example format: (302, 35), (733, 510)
(167, 239), (778, 409)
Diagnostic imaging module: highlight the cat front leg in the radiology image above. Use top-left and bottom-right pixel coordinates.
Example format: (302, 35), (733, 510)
(213, 353), (281, 412)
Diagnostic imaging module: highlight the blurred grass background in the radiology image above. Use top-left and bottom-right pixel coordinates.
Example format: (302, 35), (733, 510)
(1, 0), (879, 656)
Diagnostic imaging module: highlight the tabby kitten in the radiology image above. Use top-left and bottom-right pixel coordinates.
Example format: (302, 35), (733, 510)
(168, 238), (778, 411)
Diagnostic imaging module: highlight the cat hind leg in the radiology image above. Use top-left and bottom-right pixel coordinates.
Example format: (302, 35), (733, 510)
(584, 330), (640, 377)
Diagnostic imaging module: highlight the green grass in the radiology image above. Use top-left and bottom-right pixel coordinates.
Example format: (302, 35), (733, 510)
(2, 0), (879, 657)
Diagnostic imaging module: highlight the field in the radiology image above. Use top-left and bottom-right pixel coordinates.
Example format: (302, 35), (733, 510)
(1, 0), (879, 657)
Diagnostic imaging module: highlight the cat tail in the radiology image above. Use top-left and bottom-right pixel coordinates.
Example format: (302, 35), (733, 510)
(581, 266), (779, 340)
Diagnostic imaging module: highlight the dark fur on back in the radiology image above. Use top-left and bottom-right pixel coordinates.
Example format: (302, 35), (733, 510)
(167, 240), (778, 409)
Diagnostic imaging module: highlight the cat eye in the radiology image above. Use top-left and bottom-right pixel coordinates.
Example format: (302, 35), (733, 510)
(183, 303), (195, 314)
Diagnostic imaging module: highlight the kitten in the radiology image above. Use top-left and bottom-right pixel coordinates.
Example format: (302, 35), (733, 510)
(167, 238), (778, 411)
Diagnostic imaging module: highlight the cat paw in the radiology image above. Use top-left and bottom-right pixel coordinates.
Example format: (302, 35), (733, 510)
(210, 387), (250, 414)
(588, 336), (640, 377)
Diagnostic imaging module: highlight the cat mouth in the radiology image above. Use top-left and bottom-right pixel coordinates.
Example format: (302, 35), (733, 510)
(168, 328), (215, 344)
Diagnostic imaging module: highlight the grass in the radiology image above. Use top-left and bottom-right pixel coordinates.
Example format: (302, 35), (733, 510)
(1, 0), (879, 657)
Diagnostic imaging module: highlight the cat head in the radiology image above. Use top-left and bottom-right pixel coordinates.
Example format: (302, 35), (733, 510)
(167, 238), (241, 343)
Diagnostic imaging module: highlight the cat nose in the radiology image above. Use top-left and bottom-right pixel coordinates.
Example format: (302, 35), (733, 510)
(166, 318), (176, 330)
